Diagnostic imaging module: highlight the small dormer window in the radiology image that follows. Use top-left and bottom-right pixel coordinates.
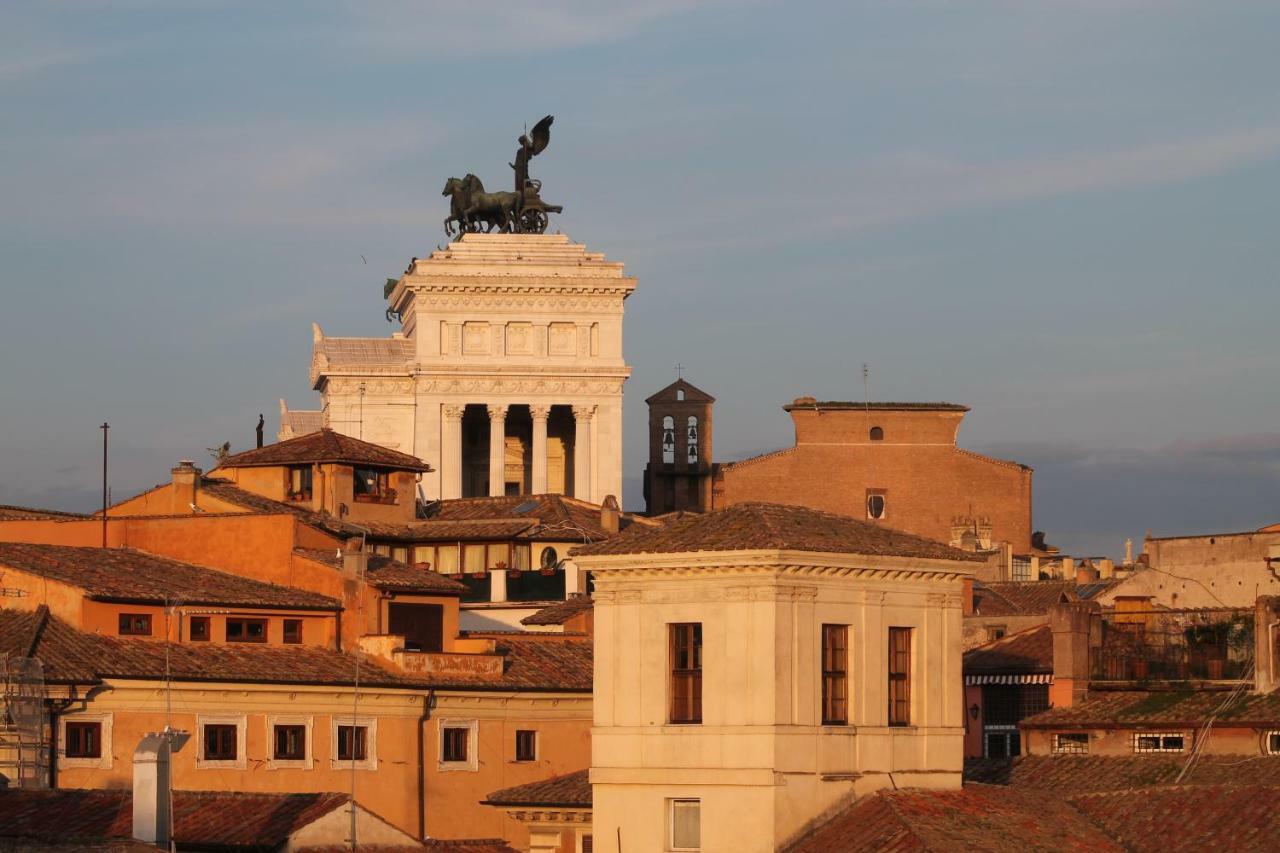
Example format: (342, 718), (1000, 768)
(870, 426), (884, 441)
(353, 467), (394, 503)
(287, 465), (312, 501)
(677, 389), (685, 401)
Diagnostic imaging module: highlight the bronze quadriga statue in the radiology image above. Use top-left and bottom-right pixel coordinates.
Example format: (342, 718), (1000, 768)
(442, 115), (562, 236)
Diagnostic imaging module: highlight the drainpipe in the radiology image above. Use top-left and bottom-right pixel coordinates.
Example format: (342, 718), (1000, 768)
(418, 688), (435, 841)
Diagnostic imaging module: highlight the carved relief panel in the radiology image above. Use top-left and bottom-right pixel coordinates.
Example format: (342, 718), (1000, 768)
(463, 322), (490, 355)
(506, 322), (533, 355)
(548, 322), (577, 356)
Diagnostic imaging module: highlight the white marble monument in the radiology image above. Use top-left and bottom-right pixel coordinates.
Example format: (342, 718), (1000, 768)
(280, 233), (636, 503)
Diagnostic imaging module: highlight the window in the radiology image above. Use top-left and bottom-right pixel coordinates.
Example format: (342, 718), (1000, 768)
(1054, 733), (1090, 754)
(669, 799), (700, 851)
(985, 625), (1006, 642)
(189, 616), (210, 641)
(287, 465), (312, 501)
(540, 546), (559, 570)
(283, 619), (302, 644)
(662, 416), (676, 464)
(65, 722), (102, 759)
(463, 544), (486, 574)
(118, 613), (152, 636)
(866, 491), (887, 520)
(203, 724), (238, 761)
(670, 623), (703, 724)
(515, 729), (537, 762)
(442, 727), (469, 763)
(821, 625), (848, 725)
(273, 724), (306, 760)
(226, 618), (267, 643)
(512, 543), (531, 571)
(686, 416), (699, 464)
(488, 542), (511, 569)
(1133, 732), (1186, 753)
(888, 627), (912, 726)
(984, 729), (1020, 758)
(435, 544), (459, 575)
(338, 725), (368, 762)
(869, 426), (884, 441)
(353, 467), (393, 502)
(1267, 731), (1280, 756)
(1011, 557), (1032, 582)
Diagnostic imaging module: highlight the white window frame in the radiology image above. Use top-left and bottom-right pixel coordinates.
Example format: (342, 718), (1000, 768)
(59, 712), (113, 770)
(667, 798), (701, 852)
(437, 717), (478, 772)
(265, 714), (313, 770)
(1132, 731), (1187, 754)
(1264, 730), (1280, 756)
(330, 715), (378, 771)
(196, 714), (247, 769)
(867, 493), (887, 520)
(1053, 732), (1090, 755)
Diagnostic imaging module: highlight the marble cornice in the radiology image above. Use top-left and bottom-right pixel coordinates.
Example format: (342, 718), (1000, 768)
(576, 549), (975, 582)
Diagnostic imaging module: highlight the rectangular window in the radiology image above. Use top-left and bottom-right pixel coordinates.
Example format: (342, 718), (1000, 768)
(515, 729), (537, 762)
(1267, 731), (1280, 756)
(866, 488), (887, 520)
(1054, 733), (1090, 754)
(189, 616), (210, 642)
(512, 543), (531, 571)
(273, 724), (306, 761)
(435, 545), (459, 575)
(822, 624), (848, 725)
(463, 544), (486, 574)
(1133, 732), (1186, 753)
(888, 627), (912, 726)
(442, 726), (469, 763)
(282, 619), (303, 644)
(669, 799), (701, 851)
(287, 465), (312, 501)
(118, 613), (152, 636)
(986, 626), (1007, 642)
(337, 725), (368, 762)
(64, 722), (102, 759)
(353, 467), (392, 501)
(670, 623), (703, 724)
(488, 542), (511, 569)
(226, 618), (267, 643)
(203, 724), (238, 761)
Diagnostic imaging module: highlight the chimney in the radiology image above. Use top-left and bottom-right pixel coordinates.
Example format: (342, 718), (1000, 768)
(342, 541), (369, 579)
(1050, 601), (1101, 708)
(1075, 560), (1099, 585)
(1097, 558), (1115, 579)
(600, 495), (620, 535)
(132, 733), (173, 846)
(171, 460), (201, 514)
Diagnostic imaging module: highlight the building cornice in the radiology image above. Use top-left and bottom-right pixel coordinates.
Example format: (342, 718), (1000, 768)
(576, 548), (974, 581)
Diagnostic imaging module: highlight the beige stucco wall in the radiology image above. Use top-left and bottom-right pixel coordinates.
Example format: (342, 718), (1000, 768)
(1102, 530), (1280, 608)
(581, 549), (969, 853)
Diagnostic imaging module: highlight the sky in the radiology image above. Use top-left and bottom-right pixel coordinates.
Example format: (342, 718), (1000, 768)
(1, 1), (1277, 557)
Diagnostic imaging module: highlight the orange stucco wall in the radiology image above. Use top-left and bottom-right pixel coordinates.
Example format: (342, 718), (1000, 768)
(1024, 724), (1270, 757)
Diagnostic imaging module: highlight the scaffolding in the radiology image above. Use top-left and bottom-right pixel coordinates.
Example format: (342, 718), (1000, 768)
(0, 656), (49, 789)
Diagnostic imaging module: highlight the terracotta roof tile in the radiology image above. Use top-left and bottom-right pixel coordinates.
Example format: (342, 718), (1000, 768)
(572, 502), (983, 562)
(1068, 784), (1280, 852)
(0, 543), (340, 610)
(484, 768), (591, 807)
(969, 580), (1118, 617)
(965, 754), (1280, 792)
(963, 625), (1053, 674)
(419, 841), (519, 852)
(216, 429), (431, 472)
(520, 595), (593, 626)
(294, 548), (468, 595)
(0, 504), (90, 520)
(423, 494), (656, 543)
(1021, 689), (1280, 729)
(424, 635), (592, 692)
(0, 607), (102, 684)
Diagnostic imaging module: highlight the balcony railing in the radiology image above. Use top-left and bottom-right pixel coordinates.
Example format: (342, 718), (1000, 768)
(1091, 607), (1253, 683)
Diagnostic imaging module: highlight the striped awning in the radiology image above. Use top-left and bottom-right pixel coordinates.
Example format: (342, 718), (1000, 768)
(964, 673), (1053, 686)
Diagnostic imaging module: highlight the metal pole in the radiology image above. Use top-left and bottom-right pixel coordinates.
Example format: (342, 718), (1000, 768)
(100, 423), (109, 548)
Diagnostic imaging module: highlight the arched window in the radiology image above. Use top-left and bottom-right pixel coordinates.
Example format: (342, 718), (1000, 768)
(676, 389), (685, 401)
(662, 416), (676, 463)
(686, 416), (699, 464)
(540, 546), (559, 570)
(867, 494), (886, 520)
(869, 426), (884, 441)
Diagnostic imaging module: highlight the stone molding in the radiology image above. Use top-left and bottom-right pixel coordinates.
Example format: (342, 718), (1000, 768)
(571, 405), (597, 421)
(320, 378), (416, 395)
(417, 378), (625, 396)
(576, 548), (977, 581)
(503, 808), (592, 825)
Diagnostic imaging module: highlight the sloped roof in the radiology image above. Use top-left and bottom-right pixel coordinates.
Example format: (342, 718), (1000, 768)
(423, 493), (656, 543)
(0, 543), (340, 610)
(281, 409), (324, 436)
(0, 789), (353, 849)
(644, 378), (715, 404)
(0, 504), (90, 521)
(572, 502), (983, 562)
(965, 754), (1280, 792)
(419, 842), (519, 852)
(315, 336), (414, 368)
(0, 607), (101, 684)
(520, 595), (593, 626)
(422, 635), (592, 692)
(1068, 785), (1280, 852)
(215, 429), (431, 472)
(484, 768), (591, 807)
(972, 581), (1085, 617)
(1021, 689), (1280, 729)
(294, 549), (468, 595)
(963, 625), (1052, 674)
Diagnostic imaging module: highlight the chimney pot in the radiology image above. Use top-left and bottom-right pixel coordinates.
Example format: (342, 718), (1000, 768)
(132, 733), (173, 846)
(600, 495), (620, 535)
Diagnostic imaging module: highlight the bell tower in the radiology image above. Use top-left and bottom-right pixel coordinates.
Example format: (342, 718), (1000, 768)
(643, 377), (715, 515)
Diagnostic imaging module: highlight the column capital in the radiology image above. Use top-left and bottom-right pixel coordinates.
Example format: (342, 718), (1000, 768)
(487, 404), (508, 420)
(443, 404), (464, 421)
(529, 404), (551, 421)
(571, 405), (596, 422)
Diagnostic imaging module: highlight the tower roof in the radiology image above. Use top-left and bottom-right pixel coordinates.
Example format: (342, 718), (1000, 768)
(645, 378), (715, 404)
(215, 428), (432, 472)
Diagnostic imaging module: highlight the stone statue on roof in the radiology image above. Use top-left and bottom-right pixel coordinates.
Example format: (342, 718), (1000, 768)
(442, 115), (563, 237)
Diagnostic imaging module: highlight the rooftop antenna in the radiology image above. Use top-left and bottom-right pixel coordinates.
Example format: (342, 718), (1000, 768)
(347, 530), (369, 851)
(358, 383), (366, 441)
(100, 423), (109, 548)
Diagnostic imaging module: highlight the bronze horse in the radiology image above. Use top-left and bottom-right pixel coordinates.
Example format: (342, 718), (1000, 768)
(442, 174), (517, 235)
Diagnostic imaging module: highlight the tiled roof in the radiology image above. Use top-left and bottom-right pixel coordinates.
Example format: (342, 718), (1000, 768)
(965, 754), (1280, 792)
(294, 549), (468, 595)
(0, 788), (351, 849)
(281, 409), (324, 436)
(357, 518), (539, 543)
(782, 400), (970, 412)
(423, 494), (657, 543)
(645, 378), (715, 404)
(425, 636), (592, 692)
(972, 581), (1082, 617)
(963, 625), (1052, 674)
(420, 841), (519, 852)
(0, 607), (101, 684)
(0, 504), (90, 520)
(216, 429), (431, 472)
(316, 336), (414, 367)
(1021, 689), (1280, 729)
(520, 595), (593, 626)
(1068, 784), (1280, 852)
(781, 785), (1121, 853)
(0, 543), (340, 610)
(484, 768), (591, 807)
(572, 502), (983, 562)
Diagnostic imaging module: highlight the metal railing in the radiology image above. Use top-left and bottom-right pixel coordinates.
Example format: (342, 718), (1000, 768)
(1091, 608), (1253, 682)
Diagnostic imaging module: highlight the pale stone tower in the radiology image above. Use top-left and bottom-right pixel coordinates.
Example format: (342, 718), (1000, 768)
(643, 378), (715, 515)
(283, 233), (636, 503)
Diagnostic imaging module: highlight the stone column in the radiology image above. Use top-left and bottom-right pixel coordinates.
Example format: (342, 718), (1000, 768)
(488, 404), (508, 498)
(442, 405), (464, 500)
(530, 405), (550, 494)
(572, 405), (594, 502)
